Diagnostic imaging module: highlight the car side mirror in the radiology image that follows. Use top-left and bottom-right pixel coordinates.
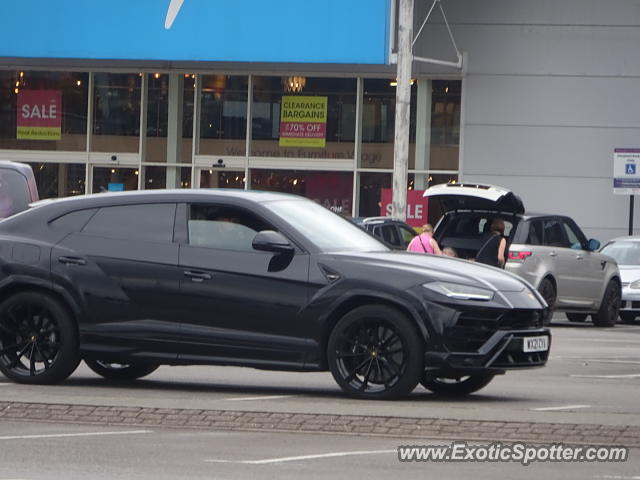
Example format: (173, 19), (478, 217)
(252, 230), (294, 254)
(587, 238), (600, 251)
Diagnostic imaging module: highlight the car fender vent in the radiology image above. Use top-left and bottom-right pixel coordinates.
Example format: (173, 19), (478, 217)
(319, 264), (341, 283)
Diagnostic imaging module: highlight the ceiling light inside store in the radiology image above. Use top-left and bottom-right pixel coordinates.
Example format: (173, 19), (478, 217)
(283, 76), (306, 93)
(14, 88), (18, 94)
(76, 80), (82, 86)
(390, 79), (415, 87)
(154, 73), (161, 79)
(19, 71), (24, 78)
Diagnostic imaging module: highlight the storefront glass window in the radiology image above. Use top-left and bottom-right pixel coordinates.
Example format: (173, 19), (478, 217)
(429, 80), (461, 170)
(361, 79), (416, 169)
(251, 76), (356, 160)
(0, 71), (88, 151)
(92, 73), (141, 153)
(251, 169), (353, 214)
(27, 162), (86, 198)
(92, 167), (139, 192)
(199, 75), (247, 156)
(143, 166), (191, 189)
(145, 74), (168, 162)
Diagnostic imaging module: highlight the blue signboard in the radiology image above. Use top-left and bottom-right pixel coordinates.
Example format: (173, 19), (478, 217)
(0, 0), (390, 64)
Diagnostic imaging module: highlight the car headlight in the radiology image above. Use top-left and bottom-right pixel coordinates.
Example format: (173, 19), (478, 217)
(422, 281), (494, 301)
(630, 279), (640, 289)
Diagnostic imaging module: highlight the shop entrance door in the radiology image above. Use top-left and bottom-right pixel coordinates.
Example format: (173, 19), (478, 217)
(197, 168), (245, 189)
(91, 166), (139, 193)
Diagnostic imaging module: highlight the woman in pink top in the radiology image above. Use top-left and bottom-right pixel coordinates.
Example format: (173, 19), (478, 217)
(406, 224), (442, 254)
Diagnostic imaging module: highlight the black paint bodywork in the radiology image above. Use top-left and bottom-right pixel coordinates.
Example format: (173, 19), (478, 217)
(0, 190), (550, 376)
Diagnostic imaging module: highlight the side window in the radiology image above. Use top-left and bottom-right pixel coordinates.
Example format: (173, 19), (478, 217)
(81, 204), (176, 243)
(562, 221), (586, 249)
(399, 225), (417, 245)
(526, 220), (543, 245)
(542, 218), (569, 248)
(377, 225), (400, 246)
(188, 204), (273, 251)
(50, 209), (97, 232)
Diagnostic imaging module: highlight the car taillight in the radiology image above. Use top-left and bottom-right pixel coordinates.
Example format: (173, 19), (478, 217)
(508, 250), (533, 261)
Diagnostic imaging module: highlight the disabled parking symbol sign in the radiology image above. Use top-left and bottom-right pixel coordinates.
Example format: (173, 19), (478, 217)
(626, 163), (637, 175)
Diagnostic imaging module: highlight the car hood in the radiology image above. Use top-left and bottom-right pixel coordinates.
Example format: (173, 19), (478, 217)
(423, 183), (525, 215)
(332, 251), (529, 293)
(619, 265), (640, 283)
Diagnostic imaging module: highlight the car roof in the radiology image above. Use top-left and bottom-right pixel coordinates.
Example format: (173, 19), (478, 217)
(0, 160), (35, 176)
(423, 183), (525, 215)
(606, 236), (640, 243)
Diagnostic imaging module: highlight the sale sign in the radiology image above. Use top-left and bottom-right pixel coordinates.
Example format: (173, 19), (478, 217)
(279, 96), (327, 148)
(380, 189), (427, 228)
(17, 90), (62, 140)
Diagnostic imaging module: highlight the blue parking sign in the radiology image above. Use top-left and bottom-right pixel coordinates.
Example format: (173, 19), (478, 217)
(626, 163), (636, 175)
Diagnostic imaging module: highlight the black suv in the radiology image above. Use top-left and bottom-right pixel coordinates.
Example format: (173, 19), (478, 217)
(352, 216), (417, 250)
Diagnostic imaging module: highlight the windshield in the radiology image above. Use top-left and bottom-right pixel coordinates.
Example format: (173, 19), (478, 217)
(601, 241), (640, 265)
(266, 199), (389, 253)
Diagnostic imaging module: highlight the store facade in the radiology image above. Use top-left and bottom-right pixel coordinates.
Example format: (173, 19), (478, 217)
(3, 0), (638, 240)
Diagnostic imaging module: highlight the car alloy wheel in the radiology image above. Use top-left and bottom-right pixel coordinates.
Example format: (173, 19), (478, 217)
(421, 373), (495, 396)
(592, 280), (621, 327)
(0, 292), (79, 384)
(327, 305), (423, 400)
(85, 359), (159, 380)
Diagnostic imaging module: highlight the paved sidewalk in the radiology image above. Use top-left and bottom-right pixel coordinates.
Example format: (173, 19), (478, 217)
(1, 401), (638, 447)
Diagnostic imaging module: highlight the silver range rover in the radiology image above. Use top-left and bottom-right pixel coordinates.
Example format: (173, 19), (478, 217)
(424, 183), (621, 327)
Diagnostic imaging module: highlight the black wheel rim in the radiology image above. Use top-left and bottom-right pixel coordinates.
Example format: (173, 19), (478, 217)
(0, 301), (61, 376)
(334, 319), (406, 394)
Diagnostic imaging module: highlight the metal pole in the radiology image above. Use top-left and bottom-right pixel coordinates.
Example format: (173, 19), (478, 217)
(391, 0), (414, 221)
(630, 195), (634, 235)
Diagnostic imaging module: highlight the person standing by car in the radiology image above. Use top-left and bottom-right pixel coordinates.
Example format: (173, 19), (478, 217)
(407, 224), (442, 255)
(475, 218), (507, 268)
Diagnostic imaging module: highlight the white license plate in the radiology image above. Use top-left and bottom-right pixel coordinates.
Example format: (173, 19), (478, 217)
(523, 336), (549, 353)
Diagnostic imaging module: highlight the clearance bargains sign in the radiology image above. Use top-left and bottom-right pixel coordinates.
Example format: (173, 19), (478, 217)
(17, 90), (62, 140)
(279, 96), (327, 148)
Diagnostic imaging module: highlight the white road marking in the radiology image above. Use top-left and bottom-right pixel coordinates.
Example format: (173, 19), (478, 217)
(600, 476), (640, 480)
(0, 430), (152, 441)
(531, 405), (590, 411)
(0, 383), (10, 386)
(222, 395), (293, 402)
(205, 449), (395, 464)
(571, 374), (640, 379)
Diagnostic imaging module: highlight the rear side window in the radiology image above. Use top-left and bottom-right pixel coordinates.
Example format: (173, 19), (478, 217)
(0, 168), (30, 218)
(542, 218), (569, 248)
(81, 204), (176, 243)
(526, 220), (543, 245)
(399, 225), (417, 245)
(50, 209), (97, 232)
(373, 225), (400, 246)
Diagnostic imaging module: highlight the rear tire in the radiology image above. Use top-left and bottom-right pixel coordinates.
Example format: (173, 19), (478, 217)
(327, 305), (423, 400)
(592, 280), (621, 327)
(0, 292), (80, 384)
(84, 359), (159, 380)
(566, 313), (588, 322)
(421, 373), (495, 396)
(537, 278), (556, 325)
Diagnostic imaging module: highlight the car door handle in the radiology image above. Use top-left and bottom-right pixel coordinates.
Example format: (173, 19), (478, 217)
(183, 270), (212, 282)
(58, 256), (87, 266)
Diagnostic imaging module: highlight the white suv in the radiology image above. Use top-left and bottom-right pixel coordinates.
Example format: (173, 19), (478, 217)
(424, 183), (621, 326)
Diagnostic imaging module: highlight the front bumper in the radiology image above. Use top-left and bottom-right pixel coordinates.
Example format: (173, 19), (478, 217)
(621, 286), (640, 312)
(424, 327), (551, 376)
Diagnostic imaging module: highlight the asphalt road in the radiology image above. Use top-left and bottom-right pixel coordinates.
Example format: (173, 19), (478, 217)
(0, 421), (637, 480)
(1, 316), (639, 427)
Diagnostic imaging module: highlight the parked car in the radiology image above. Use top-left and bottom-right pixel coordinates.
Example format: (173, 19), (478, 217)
(0, 189), (550, 399)
(424, 183), (621, 327)
(0, 160), (39, 219)
(600, 236), (640, 323)
(351, 216), (417, 250)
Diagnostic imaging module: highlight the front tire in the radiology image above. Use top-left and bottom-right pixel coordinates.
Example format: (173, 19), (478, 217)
(0, 292), (80, 384)
(421, 373), (495, 396)
(85, 359), (159, 380)
(592, 280), (621, 327)
(327, 305), (423, 400)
